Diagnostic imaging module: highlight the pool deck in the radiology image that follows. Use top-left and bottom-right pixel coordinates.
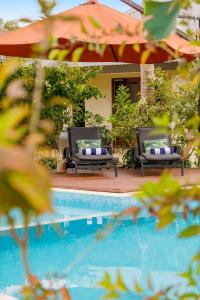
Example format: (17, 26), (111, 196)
(51, 168), (200, 193)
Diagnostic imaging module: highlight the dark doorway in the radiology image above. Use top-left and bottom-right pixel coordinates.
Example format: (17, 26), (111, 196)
(112, 77), (140, 106)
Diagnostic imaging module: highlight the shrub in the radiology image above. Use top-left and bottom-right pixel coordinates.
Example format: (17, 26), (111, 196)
(0, 60), (103, 147)
(85, 111), (112, 146)
(43, 65), (103, 133)
(109, 68), (199, 167)
(39, 157), (57, 170)
(109, 85), (137, 149)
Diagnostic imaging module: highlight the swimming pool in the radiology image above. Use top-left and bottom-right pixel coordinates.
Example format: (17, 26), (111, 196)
(0, 190), (200, 299)
(0, 190), (137, 230)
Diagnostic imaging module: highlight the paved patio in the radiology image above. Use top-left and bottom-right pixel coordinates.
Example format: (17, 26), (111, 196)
(51, 168), (200, 193)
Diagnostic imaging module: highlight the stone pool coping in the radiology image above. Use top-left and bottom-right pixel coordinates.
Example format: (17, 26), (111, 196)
(52, 187), (136, 197)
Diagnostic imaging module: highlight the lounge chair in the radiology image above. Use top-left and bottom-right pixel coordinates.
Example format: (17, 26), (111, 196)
(64, 127), (119, 176)
(132, 127), (184, 176)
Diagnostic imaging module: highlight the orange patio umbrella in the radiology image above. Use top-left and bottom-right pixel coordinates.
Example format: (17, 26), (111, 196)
(0, 0), (199, 63)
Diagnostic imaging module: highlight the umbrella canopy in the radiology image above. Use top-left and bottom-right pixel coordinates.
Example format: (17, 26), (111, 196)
(0, 0), (199, 63)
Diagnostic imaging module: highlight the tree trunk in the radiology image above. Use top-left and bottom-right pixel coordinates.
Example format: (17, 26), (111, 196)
(140, 64), (155, 102)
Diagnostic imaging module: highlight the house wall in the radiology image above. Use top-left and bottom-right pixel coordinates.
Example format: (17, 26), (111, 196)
(86, 71), (140, 127)
(86, 69), (176, 127)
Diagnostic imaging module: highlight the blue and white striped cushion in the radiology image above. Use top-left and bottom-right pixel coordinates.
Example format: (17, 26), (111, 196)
(82, 147), (108, 155)
(150, 147), (174, 155)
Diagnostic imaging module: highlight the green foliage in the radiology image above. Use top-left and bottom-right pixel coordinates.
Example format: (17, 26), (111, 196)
(39, 156), (57, 170)
(109, 85), (137, 149)
(144, 0), (181, 40)
(109, 78), (177, 150)
(38, 0), (56, 17)
(121, 149), (134, 168)
(0, 61), (103, 147)
(0, 61), (52, 223)
(0, 17), (18, 31)
(179, 225), (200, 238)
(42, 65), (102, 143)
(99, 272), (129, 299)
(85, 111), (112, 146)
(113, 85), (130, 104)
(151, 68), (198, 123)
(0, 145), (52, 218)
(109, 68), (199, 167)
(136, 173), (200, 229)
(1, 2), (200, 300)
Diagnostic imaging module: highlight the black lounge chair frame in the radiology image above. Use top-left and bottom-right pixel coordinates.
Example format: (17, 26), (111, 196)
(132, 127), (184, 176)
(65, 127), (118, 177)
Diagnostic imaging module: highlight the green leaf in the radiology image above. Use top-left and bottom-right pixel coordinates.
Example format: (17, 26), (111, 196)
(88, 43), (95, 52)
(118, 44), (126, 57)
(47, 96), (71, 106)
(0, 59), (20, 87)
(59, 15), (80, 22)
(99, 273), (112, 289)
(48, 33), (57, 47)
(179, 272), (197, 286)
(48, 49), (60, 60)
(196, 263), (200, 275)
(144, 1), (181, 40)
(153, 113), (170, 127)
(179, 293), (199, 300)
(38, 0), (57, 16)
(89, 16), (102, 29)
(133, 281), (143, 293)
(116, 272), (128, 292)
(179, 225), (200, 238)
(0, 146), (52, 217)
(133, 44), (140, 53)
(140, 50), (151, 64)
(157, 214), (176, 230)
(19, 18), (33, 23)
(57, 50), (69, 61)
(103, 291), (119, 299)
(72, 47), (84, 62)
(80, 21), (88, 34)
(0, 106), (29, 145)
(192, 251), (200, 262)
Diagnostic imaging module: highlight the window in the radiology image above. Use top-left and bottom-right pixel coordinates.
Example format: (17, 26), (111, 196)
(112, 77), (140, 106)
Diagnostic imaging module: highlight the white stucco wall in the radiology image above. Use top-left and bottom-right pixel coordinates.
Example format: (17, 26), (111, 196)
(85, 71), (140, 127)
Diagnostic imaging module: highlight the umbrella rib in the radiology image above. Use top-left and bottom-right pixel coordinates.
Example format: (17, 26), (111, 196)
(110, 45), (119, 62)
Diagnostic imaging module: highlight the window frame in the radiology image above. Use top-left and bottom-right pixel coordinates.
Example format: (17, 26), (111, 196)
(112, 77), (140, 108)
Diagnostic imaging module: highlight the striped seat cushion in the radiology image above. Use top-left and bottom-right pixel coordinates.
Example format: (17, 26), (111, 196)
(82, 147), (108, 155)
(149, 147), (174, 155)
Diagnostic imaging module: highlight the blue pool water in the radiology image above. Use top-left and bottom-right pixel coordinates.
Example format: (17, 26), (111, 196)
(0, 191), (200, 299)
(0, 191), (137, 228)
